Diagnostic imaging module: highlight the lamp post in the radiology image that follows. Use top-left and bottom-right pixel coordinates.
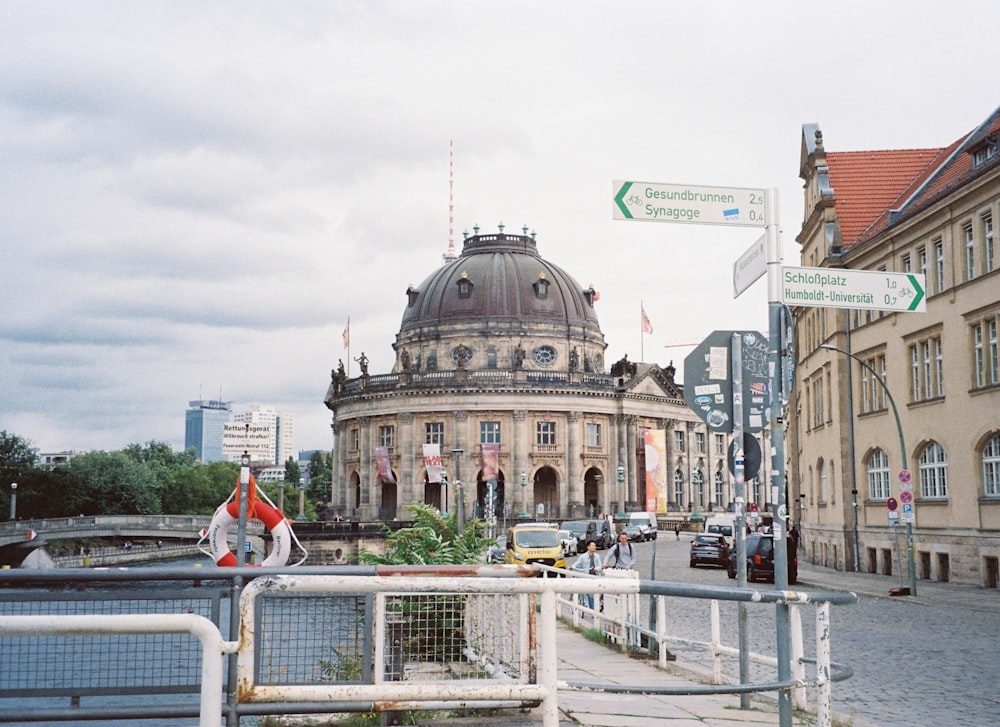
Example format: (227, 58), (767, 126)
(821, 344), (916, 595)
(452, 448), (465, 532)
(518, 471), (528, 518)
(277, 480), (285, 515)
(9, 482), (16, 520)
(616, 463), (625, 520)
(297, 476), (305, 520)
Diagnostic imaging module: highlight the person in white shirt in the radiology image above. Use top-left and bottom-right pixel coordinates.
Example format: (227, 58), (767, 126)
(571, 540), (602, 610)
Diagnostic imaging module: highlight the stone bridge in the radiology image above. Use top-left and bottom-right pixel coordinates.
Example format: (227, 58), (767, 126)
(0, 515), (395, 567)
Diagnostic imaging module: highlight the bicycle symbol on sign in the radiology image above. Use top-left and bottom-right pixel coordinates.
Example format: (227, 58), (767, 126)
(625, 194), (643, 207)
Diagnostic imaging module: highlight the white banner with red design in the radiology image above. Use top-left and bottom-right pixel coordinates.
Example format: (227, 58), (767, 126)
(422, 443), (442, 484)
(374, 446), (396, 484)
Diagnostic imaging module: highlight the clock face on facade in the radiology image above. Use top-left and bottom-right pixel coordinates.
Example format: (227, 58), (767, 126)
(533, 345), (557, 366)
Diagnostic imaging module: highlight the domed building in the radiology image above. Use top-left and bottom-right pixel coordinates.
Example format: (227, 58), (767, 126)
(324, 227), (736, 525)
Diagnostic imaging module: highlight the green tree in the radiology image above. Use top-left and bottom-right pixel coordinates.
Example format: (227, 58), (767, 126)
(10, 466), (79, 519)
(360, 503), (493, 565)
(67, 451), (161, 515)
(283, 457), (301, 486)
(307, 451), (332, 505)
(0, 430), (36, 484)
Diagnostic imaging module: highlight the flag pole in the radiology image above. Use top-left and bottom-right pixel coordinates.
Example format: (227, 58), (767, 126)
(640, 301), (645, 362)
(345, 317), (351, 377)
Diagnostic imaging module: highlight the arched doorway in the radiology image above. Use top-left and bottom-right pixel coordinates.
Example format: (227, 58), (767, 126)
(423, 475), (443, 512)
(349, 471), (361, 517)
(380, 476), (397, 522)
(475, 470), (506, 523)
(583, 467), (604, 517)
(533, 466), (559, 519)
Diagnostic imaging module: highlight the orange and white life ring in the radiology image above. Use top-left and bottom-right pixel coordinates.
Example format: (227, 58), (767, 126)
(206, 477), (292, 567)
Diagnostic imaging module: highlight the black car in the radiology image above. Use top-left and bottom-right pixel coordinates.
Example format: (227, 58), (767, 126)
(689, 533), (729, 568)
(727, 533), (798, 584)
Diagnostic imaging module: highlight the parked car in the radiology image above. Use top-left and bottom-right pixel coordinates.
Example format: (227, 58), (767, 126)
(588, 519), (613, 549)
(486, 535), (506, 563)
(561, 520), (595, 550)
(689, 533), (729, 568)
(726, 533), (798, 584)
(558, 529), (579, 556)
(622, 524), (645, 542)
(627, 511), (658, 540)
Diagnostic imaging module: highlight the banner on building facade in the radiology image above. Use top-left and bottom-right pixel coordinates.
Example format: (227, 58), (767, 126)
(643, 428), (668, 514)
(481, 443), (499, 482)
(422, 443), (442, 484)
(374, 446), (396, 484)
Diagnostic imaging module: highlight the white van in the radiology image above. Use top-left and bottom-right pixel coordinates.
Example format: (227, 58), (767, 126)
(705, 513), (737, 543)
(627, 511), (658, 540)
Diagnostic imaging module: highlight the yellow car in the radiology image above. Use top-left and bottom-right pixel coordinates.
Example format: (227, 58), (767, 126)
(504, 523), (566, 573)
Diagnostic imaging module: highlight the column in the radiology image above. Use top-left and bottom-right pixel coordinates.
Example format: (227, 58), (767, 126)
(513, 410), (528, 517)
(625, 415), (638, 509)
(567, 411), (583, 517)
(399, 412), (414, 518)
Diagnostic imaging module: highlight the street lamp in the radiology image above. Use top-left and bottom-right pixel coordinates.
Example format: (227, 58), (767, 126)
(821, 344), (916, 596)
(297, 476), (306, 520)
(518, 471), (528, 518)
(9, 482), (16, 520)
(451, 448), (465, 533)
(277, 480), (285, 514)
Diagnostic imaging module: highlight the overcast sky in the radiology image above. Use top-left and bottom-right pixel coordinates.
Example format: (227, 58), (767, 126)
(2, 1), (996, 455)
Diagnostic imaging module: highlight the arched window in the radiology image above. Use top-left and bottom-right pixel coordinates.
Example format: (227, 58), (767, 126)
(982, 433), (1000, 496)
(714, 470), (725, 507)
(866, 449), (890, 500)
(919, 442), (948, 498)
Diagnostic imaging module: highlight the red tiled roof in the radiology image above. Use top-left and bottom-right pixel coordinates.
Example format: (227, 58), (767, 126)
(826, 148), (944, 248)
(825, 106), (1000, 250)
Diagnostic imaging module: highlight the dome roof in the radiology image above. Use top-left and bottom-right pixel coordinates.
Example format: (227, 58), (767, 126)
(399, 231), (602, 337)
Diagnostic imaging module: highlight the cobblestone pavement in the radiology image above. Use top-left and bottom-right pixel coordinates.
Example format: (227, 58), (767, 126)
(632, 533), (1000, 727)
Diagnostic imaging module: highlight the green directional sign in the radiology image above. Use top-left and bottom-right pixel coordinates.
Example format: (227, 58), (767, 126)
(780, 266), (926, 312)
(613, 180), (767, 227)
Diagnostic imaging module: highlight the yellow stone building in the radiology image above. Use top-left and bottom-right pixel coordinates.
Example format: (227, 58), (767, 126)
(790, 107), (1000, 588)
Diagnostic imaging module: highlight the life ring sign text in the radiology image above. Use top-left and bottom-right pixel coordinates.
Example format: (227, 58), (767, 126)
(613, 180), (767, 227)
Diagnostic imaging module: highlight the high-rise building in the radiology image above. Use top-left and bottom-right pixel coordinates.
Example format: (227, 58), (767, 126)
(232, 405), (295, 466)
(184, 400), (232, 463)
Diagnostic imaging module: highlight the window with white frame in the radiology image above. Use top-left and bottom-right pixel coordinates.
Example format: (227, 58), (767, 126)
(378, 425), (395, 449)
(425, 422), (444, 445)
(934, 238), (945, 294)
(818, 459), (827, 503)
(812, 375), (825, 428)
(919, 442), (948, 498)
(714, 470), (725, 507)
(585, 422), (601, 447)
(918, 245), (927, 280)
(695, 431), (706, 453)
(715, 433), (726, 454)
(984, 213), (994, 274)
(537, 421), (556, 446)
(350, 428), (359, 451)
(674, 430), (686, 451)
(909, 335), (944, 402)
(984, 433), (1000, 497)
(901, 251), (911, 273)
(673, 469), (685, 507)
(867, 448), (891, 499)
(480, 421), (501, 444)
(965, 222), (976, 281)
(972, 316), (999, 389)
(860, 352), (887, 413)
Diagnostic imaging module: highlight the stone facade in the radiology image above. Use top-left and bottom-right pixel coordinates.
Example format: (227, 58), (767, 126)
(324, 231), (763, 525)
(790, 111), (1000, 588)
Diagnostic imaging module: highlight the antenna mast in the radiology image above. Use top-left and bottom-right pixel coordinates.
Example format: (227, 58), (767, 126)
(443, 139), (458, 263)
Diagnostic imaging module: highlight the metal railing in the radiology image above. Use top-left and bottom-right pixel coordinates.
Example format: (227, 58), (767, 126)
(0, 564), (856, 727)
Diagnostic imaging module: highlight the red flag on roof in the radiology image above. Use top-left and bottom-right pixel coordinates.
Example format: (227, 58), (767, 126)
(641, 304), (653, 335)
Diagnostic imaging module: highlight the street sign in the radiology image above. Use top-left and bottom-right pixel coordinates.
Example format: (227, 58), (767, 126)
(898, 469), (912, 484)
(780, 266), (926, 312)
(899, 490), (914, 505)
(613, 180), (767, 227)
(901, 503), (915, 523)
(733, 233), (767, 298)
(886, 497), (898, 511)
(684, 330), (769, 434)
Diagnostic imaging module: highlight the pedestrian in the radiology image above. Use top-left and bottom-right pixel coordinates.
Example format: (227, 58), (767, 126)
(674, 523), (680, 540)
(571, 540), (602, 610)
(604, 530), (637, 570)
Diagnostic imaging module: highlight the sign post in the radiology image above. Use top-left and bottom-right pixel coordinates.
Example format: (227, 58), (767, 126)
(780, 266), (925, 312)
(615, 180), (793, 725)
